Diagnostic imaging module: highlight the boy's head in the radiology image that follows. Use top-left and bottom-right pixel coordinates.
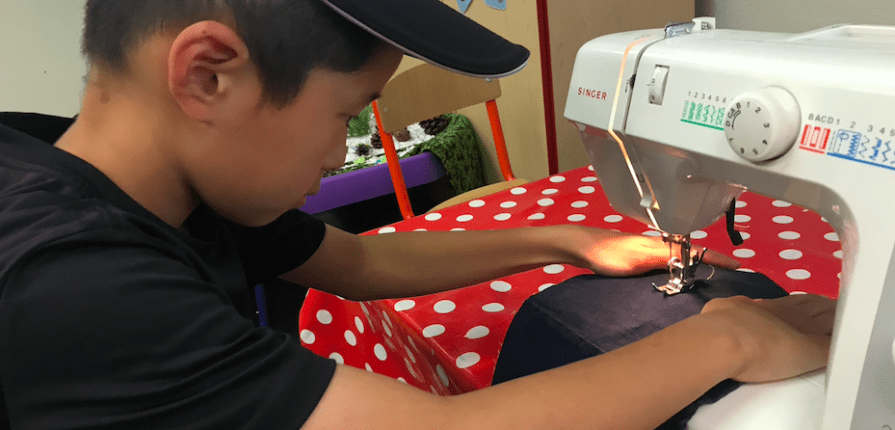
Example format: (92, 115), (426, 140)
(83, 0), (385, 108)
(67, 0), (528, 228)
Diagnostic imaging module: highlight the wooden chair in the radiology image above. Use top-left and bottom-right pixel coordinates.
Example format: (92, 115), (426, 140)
(372, 63), (526, 219)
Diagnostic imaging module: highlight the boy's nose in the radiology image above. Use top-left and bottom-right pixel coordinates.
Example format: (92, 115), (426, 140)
(323, 141), (349, 171)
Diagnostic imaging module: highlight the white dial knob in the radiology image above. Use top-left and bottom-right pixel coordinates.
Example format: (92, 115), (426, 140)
(723, 87), (801, 162)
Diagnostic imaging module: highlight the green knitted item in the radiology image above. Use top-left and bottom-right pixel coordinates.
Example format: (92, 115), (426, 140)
(347, 105), (373, 137)
(333, 113), (486, 195)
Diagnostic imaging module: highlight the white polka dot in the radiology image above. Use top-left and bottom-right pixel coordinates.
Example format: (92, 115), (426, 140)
(773, 216), (794, 224)
(423, 324), (445, 338)
(397, 377), (407, 384)
(588, 165), (595, 171)
(568, 214), (586, 222)
(787, 269), (811, 280)
(528, 213), (546, 220)
(456, 352), (481, 369)
(490, 281), (512, 292)
(360, 302), (370, 315)
(451, 228), (466, 231)
(740, 232), (751, 240)
(414, 228), (428, 232)
(365, 363), (373, 372)
(779, 249), (803, 260)
(469, 200), (486, 208)
(344, 330), (357, 346)
(456, 214), (474, 223)
(691, 230), (708, 239)
(732, 249), (756, 258)
(537, 198), (555, 207)
(581, 176), (598, 182)
(542, 188), (559, 195)
(394, 300), (416, 312)
(734, 214), (751, 223)
(790, 291), (808, 295)
(404, 358), (419, 380)
(548, 176), (566, 184)
(825, 232), (839, 242)
(571, 201), (589, 208)
(328, 353), (344, 364)
(494, 213), (512, 221)
(821, 217), (828, 222)
(779, 231), (801, 240)
(434, 300), (456, 313)
(482, 303), (505, 312)
(538, 283), (556, 292)
(381, 311), (392, 326)
(425, 213), (443, 221)
(436, 364), (450, 387)
(544, 264), (565, 274)
(579, 186), (596, 194)
(834, 250), (843, 259)
(737, 268), (755, 273)
(381, 321), (392, 337)
(300, 330), (315, 344)
(378, 227), (397, 234)
(374, 344), (387, 361)
(500, 201), (517, 208)
(510, 187), (527, 195)
(316, 309), (333, 324)
(354, 316), (365, 334)
(385, 338), (395, 350)
(736, 200), (747, 208)
(773, 200), (793, 207)
(837, 272), (841, 279)
(604, 214), (623, 223)
(465, 326), (489, 339)
(404, 346), (416, 363)
(642, 230), (663, 237)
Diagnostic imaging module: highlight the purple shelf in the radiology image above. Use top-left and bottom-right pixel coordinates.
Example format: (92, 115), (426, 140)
(302, 151), (447, 214)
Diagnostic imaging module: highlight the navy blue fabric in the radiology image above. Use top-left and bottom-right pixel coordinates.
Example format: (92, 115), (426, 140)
(492, 266), (788, 429)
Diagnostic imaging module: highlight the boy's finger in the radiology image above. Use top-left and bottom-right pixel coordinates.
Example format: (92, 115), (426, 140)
(700, 248), (741, 269)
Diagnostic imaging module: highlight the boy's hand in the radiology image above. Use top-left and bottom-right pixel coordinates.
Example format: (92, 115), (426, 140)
(566, 226), (740, 277)
(700, 294), (836, 383)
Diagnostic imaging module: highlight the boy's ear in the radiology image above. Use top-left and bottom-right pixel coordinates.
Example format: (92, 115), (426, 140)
(167, 21), (256, 122)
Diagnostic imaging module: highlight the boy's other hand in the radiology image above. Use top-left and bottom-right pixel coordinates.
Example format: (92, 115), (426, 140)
(700, 294), (836, 383)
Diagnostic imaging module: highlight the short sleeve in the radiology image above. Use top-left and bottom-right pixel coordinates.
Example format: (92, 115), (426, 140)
(0, 243), (335, 429)
(222, 209), (327, 284)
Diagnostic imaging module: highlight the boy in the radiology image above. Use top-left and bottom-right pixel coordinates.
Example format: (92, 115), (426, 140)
(0, 0), (834, 428)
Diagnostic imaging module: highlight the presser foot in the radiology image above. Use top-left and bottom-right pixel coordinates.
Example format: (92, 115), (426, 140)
(653, 234), (707, 295)
(653, 256), (698, 295)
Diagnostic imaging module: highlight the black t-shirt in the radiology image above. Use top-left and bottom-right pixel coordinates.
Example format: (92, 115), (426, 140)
(0, 118), (336, 429)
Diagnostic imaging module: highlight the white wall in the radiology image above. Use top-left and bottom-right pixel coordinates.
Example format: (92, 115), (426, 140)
(0, 1), (88, 117)
(714, 0), (895, 32)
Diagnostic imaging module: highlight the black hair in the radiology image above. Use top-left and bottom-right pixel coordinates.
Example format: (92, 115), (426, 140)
(82, 0), (386, 107)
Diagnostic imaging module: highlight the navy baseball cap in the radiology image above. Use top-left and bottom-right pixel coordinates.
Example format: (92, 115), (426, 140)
(319, 0), (530, 78)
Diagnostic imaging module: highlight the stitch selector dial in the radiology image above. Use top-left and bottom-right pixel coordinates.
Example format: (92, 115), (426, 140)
(723, 87), (801, 162)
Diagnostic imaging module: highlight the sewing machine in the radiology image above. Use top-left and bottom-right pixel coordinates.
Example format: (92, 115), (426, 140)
(564, 18), (895, 429)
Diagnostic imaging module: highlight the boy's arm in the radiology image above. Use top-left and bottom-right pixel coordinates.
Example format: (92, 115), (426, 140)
(301, 294), (833, 430)
(283, 223), (738, 301)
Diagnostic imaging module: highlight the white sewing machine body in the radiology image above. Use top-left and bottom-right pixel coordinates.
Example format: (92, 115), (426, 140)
(565, 21), (895, 429)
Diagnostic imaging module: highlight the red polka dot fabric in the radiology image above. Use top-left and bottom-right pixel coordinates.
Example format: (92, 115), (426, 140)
(298, 166), (841, 394)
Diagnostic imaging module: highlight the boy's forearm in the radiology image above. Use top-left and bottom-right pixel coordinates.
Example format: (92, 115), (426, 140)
(305, 311), (747, 430)
(349, 224), (598, 300)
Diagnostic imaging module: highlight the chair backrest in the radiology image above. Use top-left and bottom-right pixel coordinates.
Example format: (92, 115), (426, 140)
(375, 63), (502, 134)
(372, 63), (515, 219)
